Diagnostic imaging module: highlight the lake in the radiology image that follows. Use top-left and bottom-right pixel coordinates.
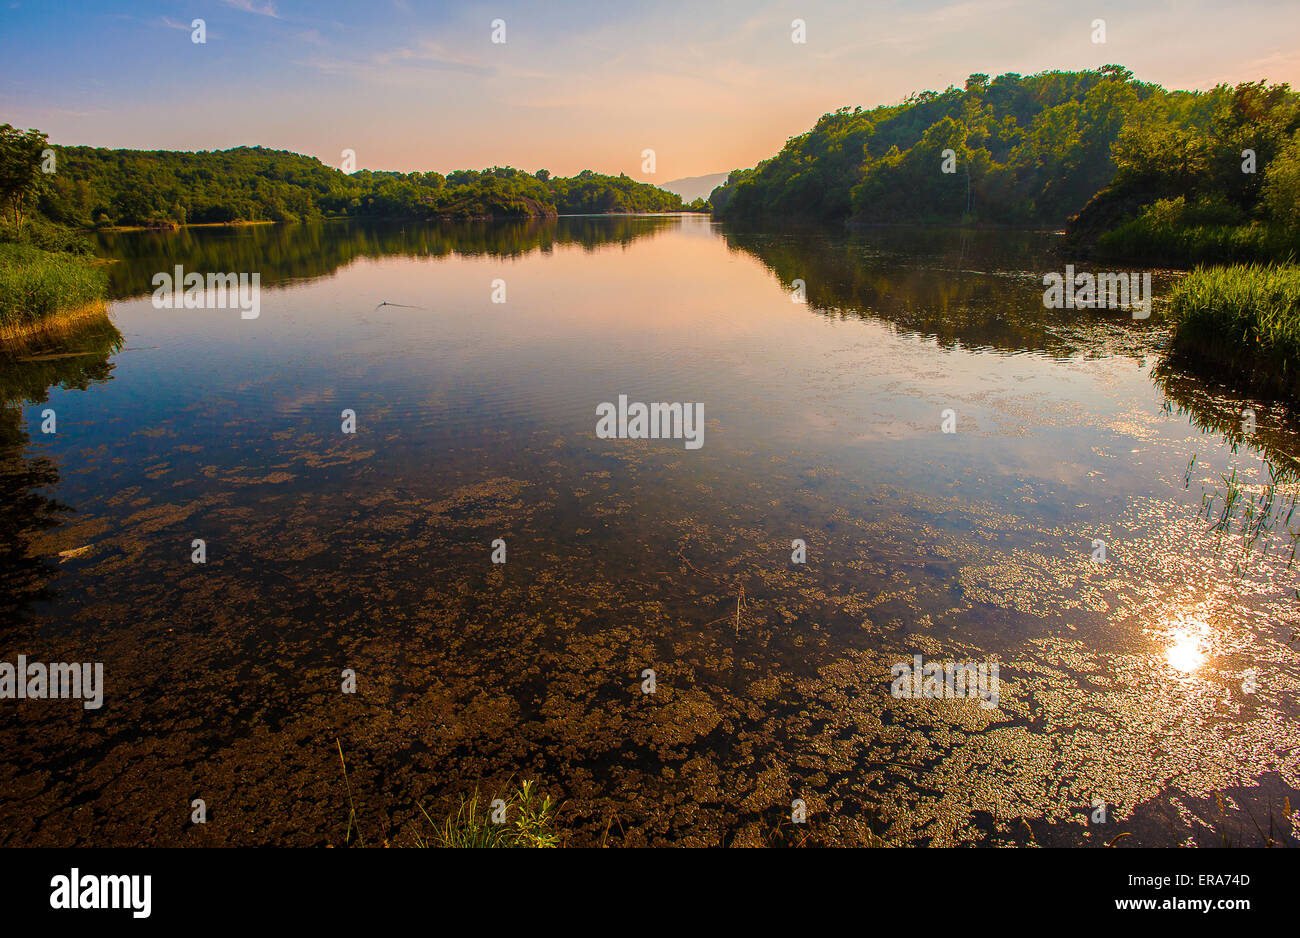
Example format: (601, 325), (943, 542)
(3, 214), (1299, 846)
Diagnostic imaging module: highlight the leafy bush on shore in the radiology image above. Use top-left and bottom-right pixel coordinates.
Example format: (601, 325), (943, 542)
(1095, 196), (1297, 265)
(0, 218), (95, 256)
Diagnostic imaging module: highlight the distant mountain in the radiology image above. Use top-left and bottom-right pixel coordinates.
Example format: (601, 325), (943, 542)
(658, 172), (730, 202)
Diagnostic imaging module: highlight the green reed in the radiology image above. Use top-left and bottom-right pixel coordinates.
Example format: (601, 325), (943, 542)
(1166, 264), (1300, 402)
(0, 243), (107, 331)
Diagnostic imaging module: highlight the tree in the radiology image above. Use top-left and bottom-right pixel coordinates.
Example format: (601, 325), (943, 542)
(1263, 129), (1300, 230)
(0, 123), (49, 231)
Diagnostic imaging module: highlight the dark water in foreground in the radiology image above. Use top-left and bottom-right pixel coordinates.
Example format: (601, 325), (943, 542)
(2, 215), (1299, 846)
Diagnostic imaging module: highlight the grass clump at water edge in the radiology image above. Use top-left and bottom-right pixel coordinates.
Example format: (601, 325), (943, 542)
(1165, 264), (1300, 402)
(0, 243), (109, 350)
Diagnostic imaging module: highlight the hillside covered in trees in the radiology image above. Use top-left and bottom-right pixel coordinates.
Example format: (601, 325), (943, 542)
(710, 67), (1300, 262)
(23, 140), (691, 227)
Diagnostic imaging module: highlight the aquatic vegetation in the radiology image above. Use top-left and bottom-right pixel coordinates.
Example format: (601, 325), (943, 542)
(1191, 460), (1300, 570)
(336, 740), (563, 848)
(1165, 264), (1300, 402)
(336, 740), (368, 847)
(1157, 367), (1300, 569)
(1199, 791), (1297, 847)
(411, 780), (561, 849)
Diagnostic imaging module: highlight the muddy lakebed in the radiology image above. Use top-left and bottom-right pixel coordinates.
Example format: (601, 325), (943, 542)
(2, 215), (1299, 846)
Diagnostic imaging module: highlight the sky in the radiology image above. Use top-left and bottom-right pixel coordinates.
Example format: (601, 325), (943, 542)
(3, 0), (1299, 181)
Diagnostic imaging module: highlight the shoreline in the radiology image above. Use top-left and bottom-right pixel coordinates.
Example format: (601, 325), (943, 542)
(92, 219), (280, 233)
(0, 299), (113, 354)
(93, 210), (711, 234)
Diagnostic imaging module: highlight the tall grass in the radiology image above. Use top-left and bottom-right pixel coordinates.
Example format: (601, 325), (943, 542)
(334, 737), (563, 848)
(1165, 264), (1300, 401)
(0, 243), (107, 338)
(412, 779), (561, 848)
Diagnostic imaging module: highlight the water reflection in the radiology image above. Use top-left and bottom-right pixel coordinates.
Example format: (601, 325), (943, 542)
(1160, 610), (1213, 676)
(95, 214), (679, 300)
(1, 217), (1297, 848)
(0, 318), (122, 620)
(719, 223), (1170, 359)
(727, 222), (1300, 572)
(1166, 628), (1208, 674)
(1155, 365), (1300, 569)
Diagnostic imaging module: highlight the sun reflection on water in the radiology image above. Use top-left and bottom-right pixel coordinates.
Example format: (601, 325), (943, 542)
(1166, 631), (1207, 673)
(1163, 616), (1211, 676)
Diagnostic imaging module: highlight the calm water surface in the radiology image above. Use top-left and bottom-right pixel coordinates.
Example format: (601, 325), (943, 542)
(3, 215), (1299, 845)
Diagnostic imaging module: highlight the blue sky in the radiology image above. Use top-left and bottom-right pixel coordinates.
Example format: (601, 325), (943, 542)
(3, 0), (1298, 179)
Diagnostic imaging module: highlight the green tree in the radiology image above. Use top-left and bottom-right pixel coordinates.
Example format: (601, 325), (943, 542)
(0, 124), (49, 230)
(1262, 129), (1300, 229)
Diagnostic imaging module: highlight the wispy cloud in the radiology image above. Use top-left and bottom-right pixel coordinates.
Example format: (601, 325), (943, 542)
(302, 39), (495, 81)
(223, 0), (280, 18)
(0, 100), (104, 122)
(374, 40), (490, 74)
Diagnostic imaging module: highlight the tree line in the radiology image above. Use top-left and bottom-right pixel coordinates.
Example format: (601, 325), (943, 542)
(0, 127), (695, 230)
(710, 67), (1300, 262)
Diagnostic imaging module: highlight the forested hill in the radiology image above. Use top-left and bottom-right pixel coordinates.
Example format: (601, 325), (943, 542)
(710, 66), (1300, 261)
(34, 144), (688, 226)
